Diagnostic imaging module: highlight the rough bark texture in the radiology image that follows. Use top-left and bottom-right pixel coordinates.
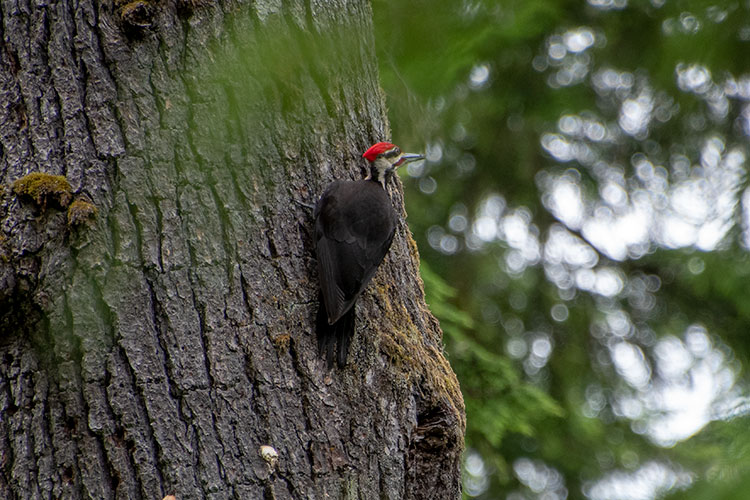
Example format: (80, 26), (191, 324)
(0, 0), (465, 498)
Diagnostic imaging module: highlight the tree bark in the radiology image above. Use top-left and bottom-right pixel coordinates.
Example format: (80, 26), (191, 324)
(0, 0), (465, 498)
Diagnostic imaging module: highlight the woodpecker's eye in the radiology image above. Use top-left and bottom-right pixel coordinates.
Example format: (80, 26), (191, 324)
(383, 147), (401, 159)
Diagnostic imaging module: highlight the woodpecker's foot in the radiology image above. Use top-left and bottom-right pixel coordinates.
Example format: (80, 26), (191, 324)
(294, 199), (315, 210)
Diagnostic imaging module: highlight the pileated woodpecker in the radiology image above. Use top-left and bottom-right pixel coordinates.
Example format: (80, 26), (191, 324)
(314, 142), (424, 368)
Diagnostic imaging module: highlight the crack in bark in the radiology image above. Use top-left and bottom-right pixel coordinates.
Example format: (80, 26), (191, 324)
(110, 344), (166, 497)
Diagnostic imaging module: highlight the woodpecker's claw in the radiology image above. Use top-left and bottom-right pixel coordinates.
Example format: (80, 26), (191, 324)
(294, 199), (315, 210)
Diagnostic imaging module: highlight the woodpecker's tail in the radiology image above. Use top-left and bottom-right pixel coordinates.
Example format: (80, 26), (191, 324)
(316, 296), (355, 369)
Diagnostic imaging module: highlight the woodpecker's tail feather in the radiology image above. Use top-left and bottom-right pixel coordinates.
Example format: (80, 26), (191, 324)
(335, 307), (355, 368)
(317, 296), (355, 369)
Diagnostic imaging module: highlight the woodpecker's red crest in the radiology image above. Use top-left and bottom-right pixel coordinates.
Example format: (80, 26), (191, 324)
(362, 142), (399, 162)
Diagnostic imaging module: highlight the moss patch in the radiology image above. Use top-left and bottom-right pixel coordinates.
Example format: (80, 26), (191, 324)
(371, 270), (466, 451)
(67, 199), (98, 227)
(12, 173), (72, 209)
(375, 280), (463, 402)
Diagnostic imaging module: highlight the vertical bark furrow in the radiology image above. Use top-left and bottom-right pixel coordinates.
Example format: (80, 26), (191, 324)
(76, 268), (142, 499)
(184, 281), (224, 496)
(24, 4), (67, 176)
(61, 302), (120, 500)
(46, 387), (73, 499)
(106, 344), (165, 497)
(1, 0), (37, 177)
(77, 425), (116, 499)
(82, 380), (124, 496)
(2, 339), (43, 498)
(0, 364), (11, 499)
(138, 275), (202, 494)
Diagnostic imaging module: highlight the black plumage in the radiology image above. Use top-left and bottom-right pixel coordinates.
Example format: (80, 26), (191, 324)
(314, 178), (397, 368)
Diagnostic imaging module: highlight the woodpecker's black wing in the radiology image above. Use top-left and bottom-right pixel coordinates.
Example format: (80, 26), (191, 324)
(314, 179), (397, 322)
(314, 179), (397, 366)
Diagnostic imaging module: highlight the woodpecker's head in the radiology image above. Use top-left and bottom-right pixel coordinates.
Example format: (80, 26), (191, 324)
(363, 142), (425, 188)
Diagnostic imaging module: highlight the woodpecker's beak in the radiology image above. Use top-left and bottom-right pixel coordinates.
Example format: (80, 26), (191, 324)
(395, 153), (425, 167)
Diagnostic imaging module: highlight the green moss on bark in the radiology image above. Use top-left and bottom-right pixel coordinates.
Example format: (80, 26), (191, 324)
(12, 173), (72, 209)
(67, 199), (98, 227)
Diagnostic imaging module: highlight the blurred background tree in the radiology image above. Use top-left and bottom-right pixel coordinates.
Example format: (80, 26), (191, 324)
(372, 0), (750, 498)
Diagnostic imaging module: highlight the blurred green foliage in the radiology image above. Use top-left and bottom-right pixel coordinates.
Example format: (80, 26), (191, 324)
(373, 0), (750, 498)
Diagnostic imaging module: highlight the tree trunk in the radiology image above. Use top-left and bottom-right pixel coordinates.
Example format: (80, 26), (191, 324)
(0, 0), (465, 498)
